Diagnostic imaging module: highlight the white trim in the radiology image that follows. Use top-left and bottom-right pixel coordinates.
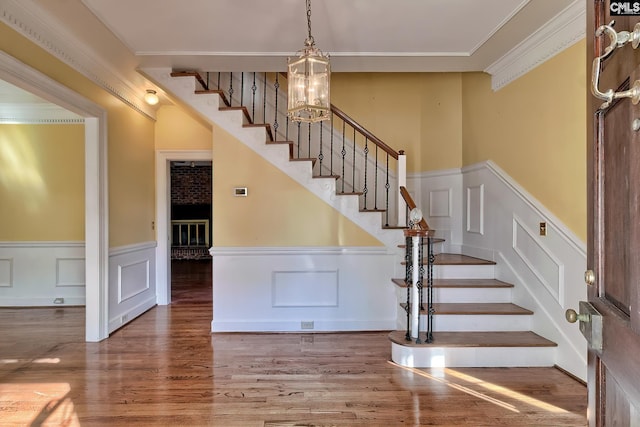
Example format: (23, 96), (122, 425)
(155, 150), (212, 305)
(0, 241), (84, 248)
(0, 51), (109, 342)
(209, 246), (392, 256)
(407, 168), (462, 180)
(0, 0), (156, 120)
(485, 0), (586, 91)
(110, 241), (157, 257)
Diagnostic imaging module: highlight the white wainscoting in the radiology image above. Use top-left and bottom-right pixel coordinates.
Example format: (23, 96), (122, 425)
(209, 246), (398, 332)
(461, 160), (587, 381)
(108, 242), (157, 333)
(0, 241), (85, 306)
(407, 168), (463, 253)
(407, 161), (587, 380)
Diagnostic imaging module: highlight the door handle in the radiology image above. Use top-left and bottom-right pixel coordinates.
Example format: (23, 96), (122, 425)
(592, 22), (640, 110)
(566, 301), (603, 351)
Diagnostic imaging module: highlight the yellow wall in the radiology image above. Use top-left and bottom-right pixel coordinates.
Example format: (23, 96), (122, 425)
(0, 22), (156, 247)
(461, 41), (586, 241)
(211, 124), (383, 247)
(155, 105), (212, 150)
(331, 73), (463, 172)
(0, 124), (84, 240)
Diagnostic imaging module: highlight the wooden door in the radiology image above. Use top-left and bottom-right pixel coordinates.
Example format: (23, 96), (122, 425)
(586, 1), (640, 425)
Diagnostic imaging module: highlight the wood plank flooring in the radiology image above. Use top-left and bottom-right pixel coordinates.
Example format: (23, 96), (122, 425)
(0, 260), (587, 426)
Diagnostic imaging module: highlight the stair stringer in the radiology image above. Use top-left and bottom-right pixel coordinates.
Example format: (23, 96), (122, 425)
(144, 67), (402, 249)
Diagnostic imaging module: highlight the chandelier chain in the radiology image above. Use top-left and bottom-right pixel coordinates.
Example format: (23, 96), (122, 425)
(306, 0), (314, 45)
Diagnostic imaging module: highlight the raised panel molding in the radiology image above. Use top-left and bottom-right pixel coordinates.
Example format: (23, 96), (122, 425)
(466, 184), (484, 235)
(56, 258), (85, 287)
(0, 258), (13, 287)
(272, 270), (339, 307)
(117, 260), (150, 303)
(210, 246), (396, 332)
(513, 216), (564, 305)
(429, 189), (451, 218)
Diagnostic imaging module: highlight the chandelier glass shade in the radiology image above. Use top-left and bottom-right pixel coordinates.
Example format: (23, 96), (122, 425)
(287, 0), (330, 123)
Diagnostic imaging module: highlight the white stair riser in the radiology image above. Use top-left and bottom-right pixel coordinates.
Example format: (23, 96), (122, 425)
(433, 287), (512, 303)
(433, 264), (495, 279)
(391, 343), (555, 368)
(427, 314), (531, 331)
(394, 287), (511, 303)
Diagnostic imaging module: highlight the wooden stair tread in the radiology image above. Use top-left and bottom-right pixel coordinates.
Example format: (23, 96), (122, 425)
(401, 253), (496, 266)
(400, 302), (533, 315)
(397, 238), (445, 248)
(337, 191), (364, 196)
(360, 208), (386, 213)
(435, 253), (495, 265)
(313, 174), (340, 180)
(391, 278), (514, 288)
(388, 330), (557, 348)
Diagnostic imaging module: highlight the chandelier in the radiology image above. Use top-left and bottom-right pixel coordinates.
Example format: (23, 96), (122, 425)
(287, 0), (331, 123)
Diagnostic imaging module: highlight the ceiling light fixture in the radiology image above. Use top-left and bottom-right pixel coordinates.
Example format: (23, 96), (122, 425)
(287, 0), (330, 123)
(144, 89), (159, 106)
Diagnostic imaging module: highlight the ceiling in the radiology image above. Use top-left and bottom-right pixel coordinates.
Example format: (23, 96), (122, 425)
(80, 0), (577, 73)
(0, 0), (582, 119)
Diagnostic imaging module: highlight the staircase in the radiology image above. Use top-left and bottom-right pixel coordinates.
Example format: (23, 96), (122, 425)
(146, 68), (557, 368)
(390, 244), (557, 367)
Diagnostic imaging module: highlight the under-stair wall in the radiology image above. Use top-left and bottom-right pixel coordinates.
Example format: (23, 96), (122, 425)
(408, 160), (587, 381)
(145, 68), (406, 332)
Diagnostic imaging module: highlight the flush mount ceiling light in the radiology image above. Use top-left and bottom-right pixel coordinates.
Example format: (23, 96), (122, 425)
(144, 89), (159, 106)
(287, 0), (330, 123)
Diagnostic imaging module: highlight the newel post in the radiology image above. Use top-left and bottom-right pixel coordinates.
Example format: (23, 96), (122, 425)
(397, 150), (407, 227)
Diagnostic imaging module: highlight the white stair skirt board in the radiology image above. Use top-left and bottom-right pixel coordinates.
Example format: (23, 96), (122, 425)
(391, 342), (555, 368)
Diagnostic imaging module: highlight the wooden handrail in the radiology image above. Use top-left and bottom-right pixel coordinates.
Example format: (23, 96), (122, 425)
(330, 104), (399, 160)
(400, 186), (429, 230)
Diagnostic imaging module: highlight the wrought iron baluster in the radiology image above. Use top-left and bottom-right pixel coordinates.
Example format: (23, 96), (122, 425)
(374, 145), (379, 210)
(318, 123), (324, 176)
(274, 74), (280, 140)
(352, 128), (356, 192)
(330, 113), (334, 176)
(362, 137), (369, 210)
(405, 235), (412, 342)
(240, 72), (244, 107)
(308, 123), (311, 159)
(297, 121), (301, 158)
(286, 115), (289, 141)
(206, 72), (210, 91)
(384, 154), (391, 227)
(415, 235), (424, 344)
(341, 121), (346, 193)
(217, 72), (221, 91)
(426, 236), (434, 343)
(251, 73), (257, 123)
(263, 72), (267, 124)
(228, 72), (234, 107)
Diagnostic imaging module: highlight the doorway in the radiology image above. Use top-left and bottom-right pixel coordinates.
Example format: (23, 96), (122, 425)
(0, 51), (108, 341)
(155, 150), (212, 305)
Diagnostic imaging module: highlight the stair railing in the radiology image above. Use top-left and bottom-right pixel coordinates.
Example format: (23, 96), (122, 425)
(404, 227), (435, 344)
(184, 71), (410, 228)
(400, 186), (429, 230)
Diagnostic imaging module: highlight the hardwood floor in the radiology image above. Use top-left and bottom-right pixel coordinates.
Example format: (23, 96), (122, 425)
(0, 260), (587, 426)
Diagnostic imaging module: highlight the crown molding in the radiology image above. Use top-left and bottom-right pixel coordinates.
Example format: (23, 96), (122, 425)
(485, 0), (585, 91)
(0, 103), (84, 124)
(0, 0), (156, 120)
